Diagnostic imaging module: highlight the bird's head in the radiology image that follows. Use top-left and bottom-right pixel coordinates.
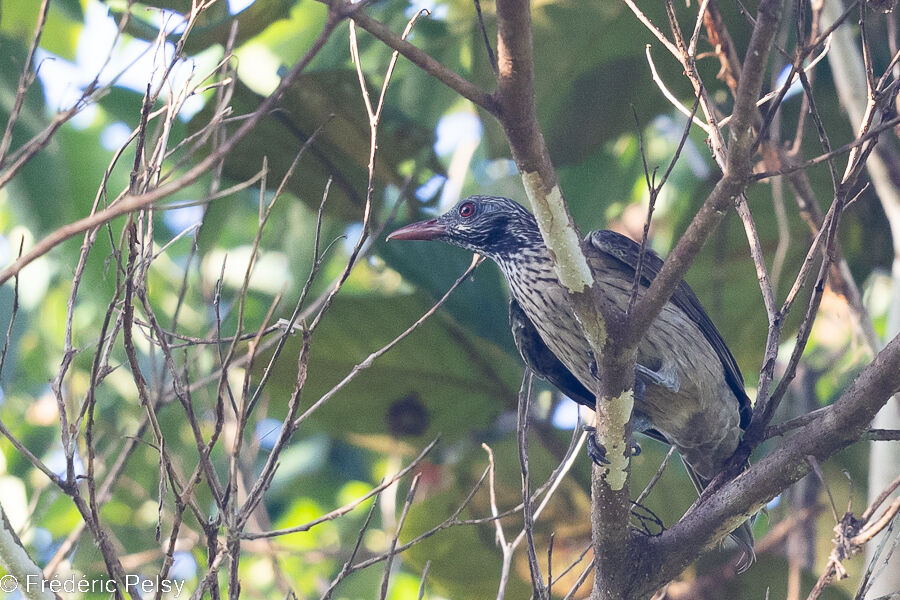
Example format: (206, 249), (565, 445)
(386, 195), (541, 259)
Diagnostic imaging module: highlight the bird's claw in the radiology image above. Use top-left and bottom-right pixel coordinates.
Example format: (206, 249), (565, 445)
(583, 426), (609, 465)
(583, 425), (641, 464)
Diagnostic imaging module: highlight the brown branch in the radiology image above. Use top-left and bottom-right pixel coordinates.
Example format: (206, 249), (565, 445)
(241, 439), (438, 539)
(0, 0), (51, 166)
(331, 2), (497, 114)
(0, 8), (343, 287)
(806, 473), (900, 600)
(516, 371), (548, 599)
(631, 331), (900, 598)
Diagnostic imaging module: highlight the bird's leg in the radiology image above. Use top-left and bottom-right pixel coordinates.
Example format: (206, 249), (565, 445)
(635, 362), (681, 393)
(582, 359), (654, 464)
(583, 425), (643, 464)
(583, 372), (650, 464)
(582, 425), (609, 465)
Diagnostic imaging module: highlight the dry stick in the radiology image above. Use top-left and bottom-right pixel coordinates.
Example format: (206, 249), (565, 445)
(484, 443), (513, 600)
(328, 2), (497, 114)
(243, 439), (438, 539)
(38, 35), (239, 571)
(121, 225), (216, 588)
(0, 0), (50, 166)
(562, 556), (595, 600)
(320, 495), (380, 600)
(547, 532), (555, 599)
(0, 420), (63, 488)
(516, 370), (547, 599)
(0, 239), (22, 380)
(417, 560), (431, 600)
(189, 546), (229, 600)
(769, 158), (790, 294)
(751, 101), (895, 440)
(755, 115), (900, 180)
(853, 515), (900, 600)
(862, 473), (900, 530)
(806, 475), (900, 600)
(346, 466), (491, 575)
(235, 11), (432, 531)
(0, 2), (139, 190)
(549, 542), (593, 590)
(234, 329), (311, 547)
(43, 416), (152, 577)
(765, 406), (832, 439)
(506, 429), (587, 541)
(378, 475), (422, 600)
(244, 11), (425, 451)
(302, 9), (424, 339)
(135, 288), (235, 517)
(488, 427), (588, 598)
(643, 328), (900, 599)
(473, 0), (498, 74)
(0, 8), (343, 286)
(644, 47), (712, 133)
(62, 86), (195, 429)
(292, 255), (483, 428)
(84, 274), (129, 539)
(634, 447), (676, 507)
(627, 95), (701, 318)
(241, 118), (333, 417)
(623, 0), (783, 350)
(220, 159), (286, 567)
(38, 17), (205, 584)
(168, 31), (238, 339)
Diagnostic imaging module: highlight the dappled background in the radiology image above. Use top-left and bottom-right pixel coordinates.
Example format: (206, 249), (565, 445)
(0, 0), (896, 598)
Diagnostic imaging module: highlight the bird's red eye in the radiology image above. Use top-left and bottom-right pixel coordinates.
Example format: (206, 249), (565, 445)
(458, 202), (475, 218)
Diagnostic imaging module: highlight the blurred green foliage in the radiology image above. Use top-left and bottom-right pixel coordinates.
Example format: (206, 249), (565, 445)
(0, 0), (893, 598)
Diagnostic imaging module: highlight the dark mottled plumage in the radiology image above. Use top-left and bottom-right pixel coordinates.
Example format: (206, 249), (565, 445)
(388, 195), (754, 564)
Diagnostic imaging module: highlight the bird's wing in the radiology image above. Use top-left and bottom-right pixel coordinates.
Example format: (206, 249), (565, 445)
(509, 297), (672, 444)
(509, 298), (596, 409)
(586, 230), (752, 429)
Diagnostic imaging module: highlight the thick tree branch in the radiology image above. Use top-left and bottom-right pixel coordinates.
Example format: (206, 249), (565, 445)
(624, 0), (783, 348)
(628, 332), (900, 598)
(493, 2), (635, 599)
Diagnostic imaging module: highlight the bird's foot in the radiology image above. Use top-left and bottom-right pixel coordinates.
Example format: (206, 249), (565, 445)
(582, 426), (609, 465)
(635, 363), (681, 393)
(583, 425), (641, 465)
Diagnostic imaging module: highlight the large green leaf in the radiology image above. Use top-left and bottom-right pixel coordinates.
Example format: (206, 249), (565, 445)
(188, 72), (438, 221)
(107, 0), (296, 54)
(0, 0), (83, 59)
(260, 291), (522, 444)
(377, 236), (515, 353)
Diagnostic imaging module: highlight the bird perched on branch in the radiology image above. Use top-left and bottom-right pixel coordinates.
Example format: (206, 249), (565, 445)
(388, 194), (754, 565)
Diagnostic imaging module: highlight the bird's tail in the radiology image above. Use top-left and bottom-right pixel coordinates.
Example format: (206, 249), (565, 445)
(682, 459), (756, 572)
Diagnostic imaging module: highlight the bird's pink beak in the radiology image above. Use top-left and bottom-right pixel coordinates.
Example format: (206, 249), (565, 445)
(386, 219), (447, 241)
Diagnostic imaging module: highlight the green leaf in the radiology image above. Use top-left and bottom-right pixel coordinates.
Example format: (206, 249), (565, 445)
(107, 0), (296, 54)
(188, 72), (437, 221)
(0, 0), (83, 60)
(260, 292), (522, 444)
